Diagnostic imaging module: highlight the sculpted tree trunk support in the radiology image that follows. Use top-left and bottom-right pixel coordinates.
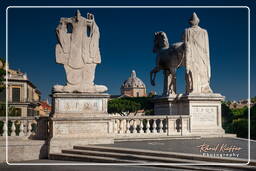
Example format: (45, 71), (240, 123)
(54, 10), (107, 93)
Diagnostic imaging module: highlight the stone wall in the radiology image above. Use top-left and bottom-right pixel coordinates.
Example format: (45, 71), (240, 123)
(0, 138), (48, 162)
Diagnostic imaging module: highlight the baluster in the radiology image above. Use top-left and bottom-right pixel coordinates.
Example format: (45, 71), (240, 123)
(27, 121), (32, 137)
(159, 119), (163, 133)
(34, 120), (38, 135)
(114, 119), (118, 133)
(139, 119), (143, 133)
(11, 121), (16, 136)
(152, 119), (157, 133)
(130, 120), (134, 133)
(146, 119), (150, 133)
(116, 119), (120, 134)
(119, 119), (124, 134)
(163, 119), (167, 133)
(19, 121), (25, 136)
(126, 119), (130, 134)
(3, 120), (7, 136)
(113, 119), (117, 133)
(133, 120), (137, 134)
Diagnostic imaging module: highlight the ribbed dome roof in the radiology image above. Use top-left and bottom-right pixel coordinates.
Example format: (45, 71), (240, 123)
(122, 70), (146, 88)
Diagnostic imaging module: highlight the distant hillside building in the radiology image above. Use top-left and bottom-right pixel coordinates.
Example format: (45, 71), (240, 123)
(36, 100), (51, 116)
(0, 67), (41, 117)
(121, 70), (146, 97)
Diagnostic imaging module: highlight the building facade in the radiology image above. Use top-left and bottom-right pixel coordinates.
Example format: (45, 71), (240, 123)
(35, 100), (51, 116)
(121, 70), (146, 97)
(0, 68), (41, 117)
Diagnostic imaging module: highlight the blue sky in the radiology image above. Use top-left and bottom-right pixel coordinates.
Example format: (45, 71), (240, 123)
(0, 1), (255, 101)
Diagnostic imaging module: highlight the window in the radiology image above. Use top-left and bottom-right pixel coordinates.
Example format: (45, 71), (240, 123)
(137, 92), (140, 97)
(9, 108), (21, 116)
(12, 88), (20, 102)
(0, 88), (6, 102)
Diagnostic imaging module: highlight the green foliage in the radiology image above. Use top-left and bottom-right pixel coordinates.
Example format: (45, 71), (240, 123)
(232, 118), (248, 138)
(221, 103), (234, 132)
(222, 102), (256, 140)
(252, 96), (256, 103)
(108, 98), (141, 115)
(108, 97), (154, 115)
(231, 106), (247, 118)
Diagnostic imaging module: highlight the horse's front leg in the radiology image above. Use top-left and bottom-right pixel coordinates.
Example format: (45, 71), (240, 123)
(150, 67), (160, 86)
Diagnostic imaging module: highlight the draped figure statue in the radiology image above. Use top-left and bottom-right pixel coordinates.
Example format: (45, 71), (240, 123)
(53, 10), (107, 93)
(183, 12), (212, 94)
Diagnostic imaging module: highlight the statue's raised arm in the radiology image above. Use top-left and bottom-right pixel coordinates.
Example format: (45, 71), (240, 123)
(54, 10), (107, 93)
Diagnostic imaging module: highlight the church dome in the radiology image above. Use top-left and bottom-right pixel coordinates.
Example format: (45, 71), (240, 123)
(122, 70), (146, 88)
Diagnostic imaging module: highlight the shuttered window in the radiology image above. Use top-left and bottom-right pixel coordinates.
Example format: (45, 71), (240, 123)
(12, 88), (20, 102)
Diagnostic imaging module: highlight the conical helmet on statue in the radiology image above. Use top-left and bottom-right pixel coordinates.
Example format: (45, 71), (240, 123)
(189, 12), (200, 26)
(75, 10), (81, 18)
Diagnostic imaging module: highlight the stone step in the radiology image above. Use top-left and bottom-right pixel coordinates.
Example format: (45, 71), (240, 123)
(61, 149), (202, 164)
(73, 145), (252, 164)
(49, 152), (139, 163)
(49, 152), (246, 171)
(50, 145), (256, 170)
(72, 145), (256, 170)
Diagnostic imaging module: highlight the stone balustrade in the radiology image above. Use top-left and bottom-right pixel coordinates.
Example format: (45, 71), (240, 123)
(0, 116), (48, 139)
(112, 115), (191, 139)
(0, 115), (190, 140)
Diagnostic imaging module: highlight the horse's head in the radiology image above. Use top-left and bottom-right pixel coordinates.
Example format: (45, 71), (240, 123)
(153, 31), (169, 53)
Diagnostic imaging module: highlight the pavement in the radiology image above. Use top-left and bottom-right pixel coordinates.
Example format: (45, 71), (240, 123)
(0, 137), (255, 171)
(0, 160), (184, 171)
(103, 137), (256, 160)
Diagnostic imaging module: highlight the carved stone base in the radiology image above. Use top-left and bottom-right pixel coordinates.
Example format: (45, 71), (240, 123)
(48, 93), (114, 154)
(153, 93), (226, 137)
(51, 92), (109, 118)
(48, 116), (114, 153)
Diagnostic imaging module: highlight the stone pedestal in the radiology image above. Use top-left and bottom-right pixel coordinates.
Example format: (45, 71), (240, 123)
(153, 93), (225, 137)
(48, 93), (114, 153)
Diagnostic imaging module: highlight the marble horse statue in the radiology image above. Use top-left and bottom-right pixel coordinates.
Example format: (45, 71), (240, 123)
(150, 31), (185, 95)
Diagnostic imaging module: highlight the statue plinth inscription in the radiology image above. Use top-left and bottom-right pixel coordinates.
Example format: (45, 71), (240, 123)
(52, 93), (109, 117)
(191, 106), (217, 125)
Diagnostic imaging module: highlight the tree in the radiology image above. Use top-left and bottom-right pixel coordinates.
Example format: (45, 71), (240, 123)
(222, 100), (256, 140)
(108, 98), (141, 116)
(251, 96), (256, 103)
(221, 103), (234, 133)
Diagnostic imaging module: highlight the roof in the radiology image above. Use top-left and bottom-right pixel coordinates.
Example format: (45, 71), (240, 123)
(6, 67), (41, 94)
(121, 70), (146, 89)
(39, 101), (51, 111)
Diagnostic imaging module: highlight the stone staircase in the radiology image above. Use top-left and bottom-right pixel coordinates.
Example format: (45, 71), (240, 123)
(49, 145), (256, 170)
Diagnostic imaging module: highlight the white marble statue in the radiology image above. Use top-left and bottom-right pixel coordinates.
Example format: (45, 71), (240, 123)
(151, 12), (213, 96)
(183, 12), (212, 94)
(53, 10), (107, 93)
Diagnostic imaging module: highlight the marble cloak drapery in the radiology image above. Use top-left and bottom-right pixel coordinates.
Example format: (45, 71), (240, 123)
(56, 16), (101, 69)
(184, 26), (212, 93)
